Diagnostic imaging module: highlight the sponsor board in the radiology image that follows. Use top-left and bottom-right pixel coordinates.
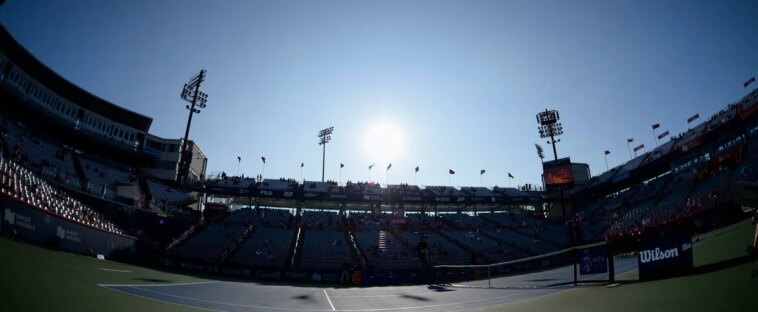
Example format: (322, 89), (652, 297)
(1, 199), (135, 259)
(637, 231), (693, 280)
(579, 247), (608, 275)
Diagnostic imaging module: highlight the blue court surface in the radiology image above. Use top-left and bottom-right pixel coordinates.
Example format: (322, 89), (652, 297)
(100, 257), (637, 312)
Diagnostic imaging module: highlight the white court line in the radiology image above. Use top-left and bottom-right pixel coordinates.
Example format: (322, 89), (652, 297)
(99, 268), (132, 273)
(98, 280), (219, 287)
(122, 283), (539, 312)
(103, 285), (226, 312)
(323, 289), (336, 311)
(120, 286), (333, 311)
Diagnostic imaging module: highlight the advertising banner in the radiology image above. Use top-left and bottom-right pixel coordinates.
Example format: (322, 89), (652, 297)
(579, 246), (608, 275)
(1, 197), (136, 259)
(638, 231), (693, 280)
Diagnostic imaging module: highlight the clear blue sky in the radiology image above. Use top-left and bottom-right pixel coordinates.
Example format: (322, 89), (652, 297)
(1, 0), (756, 188)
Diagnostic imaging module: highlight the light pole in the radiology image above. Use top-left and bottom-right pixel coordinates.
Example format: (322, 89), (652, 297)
(318, 127), (334, 182)
(176, 69), (208, 185)
(536, 108), (576, 285)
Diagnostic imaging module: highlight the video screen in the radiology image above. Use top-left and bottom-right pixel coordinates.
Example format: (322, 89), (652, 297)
(543, 157), (575, 191)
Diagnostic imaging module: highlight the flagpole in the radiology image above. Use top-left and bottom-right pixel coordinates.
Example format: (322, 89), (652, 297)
(604, 153), (609, 170)
(339, 167), (342, 186)
(627, 141), (633, 160)
(652, 128), (659, 147)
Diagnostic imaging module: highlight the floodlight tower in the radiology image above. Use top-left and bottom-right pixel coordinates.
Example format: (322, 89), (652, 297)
(537, 109), (563, 161)
(318, 127), (334, 182)
(176, 69), (208, 185)
(537, 108), (581, 285)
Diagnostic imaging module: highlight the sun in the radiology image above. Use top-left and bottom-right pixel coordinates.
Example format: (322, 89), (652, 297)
(365, 122), (404, 163)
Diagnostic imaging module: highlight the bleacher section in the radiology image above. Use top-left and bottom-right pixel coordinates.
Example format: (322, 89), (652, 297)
(425, 186), (462, 196)
(147, 180), (194, 208)
(0, 155), (125, 235)
(230, 227), (294, 269)
(445, 231), (526, 262)
(300, 230), (353, 271)
(80, 157), (137, 200)
(398, 231), (470, 265)
(2, 121), (80, 190)
(354, 231), (421, 271)
(301, 210), (342, 230)
(303, 181), (332, 193)
(259, 179), (298, 191)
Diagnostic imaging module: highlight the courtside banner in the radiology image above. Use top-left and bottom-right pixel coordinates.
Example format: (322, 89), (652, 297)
(1, 198), (136, 259)
(579, 246), (608, 275)
(638, 231), (693, 280)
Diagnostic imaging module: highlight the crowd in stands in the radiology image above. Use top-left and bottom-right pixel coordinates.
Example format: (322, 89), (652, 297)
(0, 154), (126, 235)
(1, 121), (79, 189)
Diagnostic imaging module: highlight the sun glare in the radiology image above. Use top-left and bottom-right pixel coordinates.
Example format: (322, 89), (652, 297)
(365, 123), (404, 163)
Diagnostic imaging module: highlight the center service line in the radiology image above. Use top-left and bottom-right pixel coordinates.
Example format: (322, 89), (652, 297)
(324, 289), (336, 311)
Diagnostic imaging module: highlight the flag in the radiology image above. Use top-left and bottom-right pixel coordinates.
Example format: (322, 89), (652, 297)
(508, 172), (514, 178)
(386, 163), (392, 170)
(652, 123), (660, 130)
(633, 144), (645, 152)
(340, 163), (344, 168)
(415, 166), (419, 172)
(301, 162), (304, 168)
(480, 169), (486, 175)
(261, 156), (266, 164)
(535, 144), (545, 159)
(369, 163), (374, 170)
(627, 138), (634, 143)
(604, 150), (610, 155)
(744, 76), (756, 88)
(687, 113), (699, 123)
(237, 156), (241, 162)
(657, 130), (669, 140)
(449, 169), (455, 175)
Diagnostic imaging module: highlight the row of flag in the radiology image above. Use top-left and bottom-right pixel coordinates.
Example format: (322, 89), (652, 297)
(235, 157), (515, 178)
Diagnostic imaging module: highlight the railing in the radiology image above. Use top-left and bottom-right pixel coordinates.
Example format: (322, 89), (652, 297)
(165, 224), (200, 252)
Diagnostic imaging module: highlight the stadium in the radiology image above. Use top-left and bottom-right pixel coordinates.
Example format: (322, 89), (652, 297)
(1, 1), (757, 311)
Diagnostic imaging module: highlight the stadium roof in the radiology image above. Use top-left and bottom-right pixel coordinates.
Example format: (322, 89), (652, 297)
(0, 23), (153, 132)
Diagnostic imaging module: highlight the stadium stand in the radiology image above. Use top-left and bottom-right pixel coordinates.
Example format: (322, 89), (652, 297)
(300, 228), (353, 270)
(0, 154), (125, 235)
(398, 231), (471, 265)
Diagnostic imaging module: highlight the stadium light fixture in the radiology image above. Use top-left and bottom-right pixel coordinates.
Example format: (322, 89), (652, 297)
(536, 109), (563, 161)
(318, 126), (334, 182)
(176, 69), (208, 185)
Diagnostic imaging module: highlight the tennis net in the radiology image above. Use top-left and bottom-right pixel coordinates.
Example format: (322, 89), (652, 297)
(433, 241), (622, 289)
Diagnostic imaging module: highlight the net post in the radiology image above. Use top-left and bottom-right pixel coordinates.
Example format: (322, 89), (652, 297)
(487, 265), (492, 288)
(573, 245), (578, 286)
(573, 259), (578, 286)
(607, 240), (615, 283)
